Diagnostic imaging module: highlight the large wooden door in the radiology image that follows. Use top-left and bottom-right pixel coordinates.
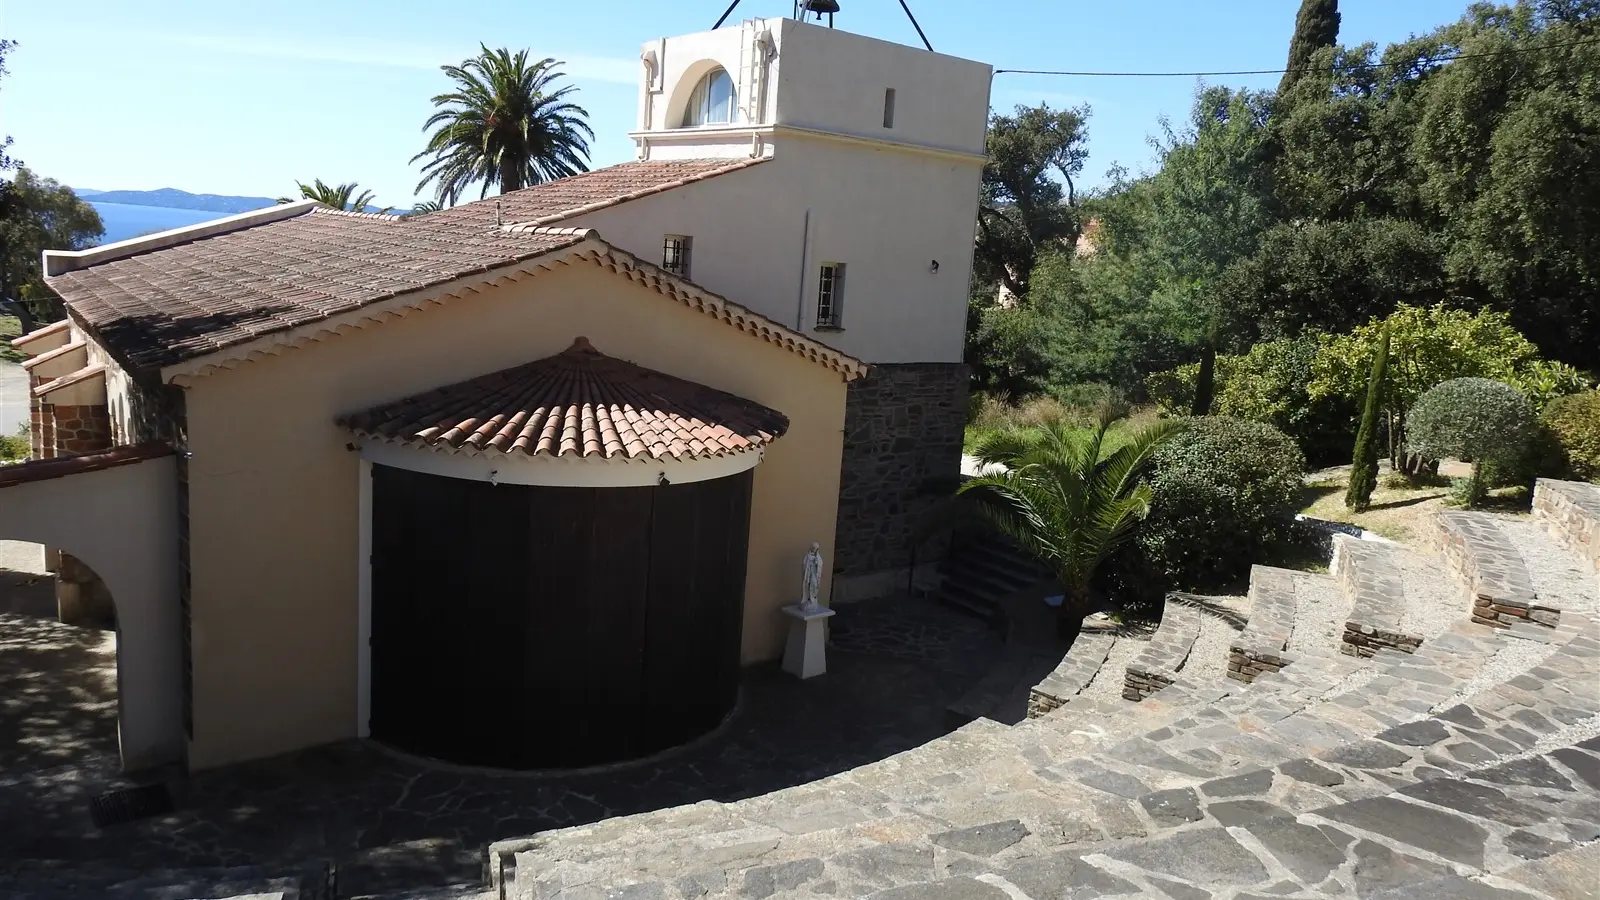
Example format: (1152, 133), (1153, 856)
(369, 464), (752, 769)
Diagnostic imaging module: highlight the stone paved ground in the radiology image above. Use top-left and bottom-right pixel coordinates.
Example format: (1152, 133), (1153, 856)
(473, 500), (1600, 900)
(0, 596), (1001, 898)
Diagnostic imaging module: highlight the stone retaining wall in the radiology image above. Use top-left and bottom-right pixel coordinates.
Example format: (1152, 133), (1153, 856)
(832, 362), (968, 597)
(1331, 535), (1423, 658)
(1228, 566), (1296, 683)
(1124, 601), (1199, 701)
(1434, 510), (1559, 629)
(1027, 631), (1114, 717)
(1533, 479), (1600, 574)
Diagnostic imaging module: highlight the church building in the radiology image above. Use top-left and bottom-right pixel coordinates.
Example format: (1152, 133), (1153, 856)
(0, 13), (992, 772)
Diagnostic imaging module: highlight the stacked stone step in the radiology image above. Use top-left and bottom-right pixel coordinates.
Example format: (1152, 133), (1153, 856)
(491, 612), (1596, 899)
(946, 643), (1062, 724)
(1122, 600), (1201, 701)
(1025, 631), (1115, 718)
(1228, 565), (1297, 683)
(478, 515), (1596, 900)
(1331, 534), (1424, 657)
(1435, 510), (1560, 629)
(1533, 478), (1600, 574)
(487, 593), (1495, 897)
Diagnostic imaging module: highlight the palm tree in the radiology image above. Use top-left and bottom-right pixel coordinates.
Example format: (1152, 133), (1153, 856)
(956, 411), (1182, 631)
(278, 179), (388, 213)
(412, 46), (593, 205)
(408, 200), (443, 216)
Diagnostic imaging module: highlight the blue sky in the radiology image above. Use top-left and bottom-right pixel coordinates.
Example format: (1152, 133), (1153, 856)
(1, 0), (1471, 207)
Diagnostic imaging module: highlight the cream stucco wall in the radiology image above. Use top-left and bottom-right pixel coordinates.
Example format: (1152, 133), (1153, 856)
(616, 17), (990, 365)
(572, 144), (981, 365)
(179, 258), (847, 769)
(0, 455), (183, 771)
(84, 335), (142, 445)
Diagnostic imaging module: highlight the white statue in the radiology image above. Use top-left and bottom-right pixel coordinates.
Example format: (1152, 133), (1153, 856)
(800, 542), (824, 612)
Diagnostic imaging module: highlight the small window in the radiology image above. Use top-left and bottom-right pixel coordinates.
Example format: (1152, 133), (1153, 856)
(816, 263), (845, 329)
(681, 68), (738, 127)
(662, 235), (692, 278)
(883, 88), (896, 129)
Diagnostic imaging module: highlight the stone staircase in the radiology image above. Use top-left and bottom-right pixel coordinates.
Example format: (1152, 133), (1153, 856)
(931, 531), (1048, 621)
(35, 482), (1598, 900)
(475, 482), (1600, 900)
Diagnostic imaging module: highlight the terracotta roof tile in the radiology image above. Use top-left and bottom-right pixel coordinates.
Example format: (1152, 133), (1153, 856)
(426, 157), (766, 228)
(47, 208), (590, 372)
(42, 158), (864, 383)
(0, 443), (174, 490)
(342, 337), (788, 461)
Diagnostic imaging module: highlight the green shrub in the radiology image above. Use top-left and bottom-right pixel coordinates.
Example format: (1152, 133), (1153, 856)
(0, 426), (29, 463)
(1135, 417), (1307, 589)
(1145, 362), (1202, 415)
(1541, 390), (1600, 482)
(1146, 337), (1355, 466)
(1406, 378), (1533, 507)
(1406, 378), (1533, 464)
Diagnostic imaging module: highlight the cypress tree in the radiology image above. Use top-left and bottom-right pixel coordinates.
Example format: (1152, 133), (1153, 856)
(1345, 323), (1389, 511)
(1191, 346), (1216, 417)
(1278, 0), (1341, 96)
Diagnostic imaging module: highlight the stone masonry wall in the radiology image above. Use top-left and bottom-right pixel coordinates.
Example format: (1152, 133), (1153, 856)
(1533, 479), (1600, 574)
(27, 372), (55, 460)
(832, 363), (968, 583)
(52, 404), (112, 456)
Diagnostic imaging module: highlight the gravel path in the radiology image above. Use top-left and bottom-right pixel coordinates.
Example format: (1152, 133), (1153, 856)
(1175, 593), (1247, 684)
(1492, 515), (1598, 617)
(1286, 571), (1349, 659)
(1393, 543), (1472, 640)
(1432, 635), (1555, 712)
(1077, 629), (1151, 703)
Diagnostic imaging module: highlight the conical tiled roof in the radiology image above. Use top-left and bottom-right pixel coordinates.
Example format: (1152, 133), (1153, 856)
(341, 338), (789, 460)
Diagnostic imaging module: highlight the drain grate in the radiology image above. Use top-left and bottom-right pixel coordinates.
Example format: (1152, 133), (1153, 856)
(88, 783), (174, 828)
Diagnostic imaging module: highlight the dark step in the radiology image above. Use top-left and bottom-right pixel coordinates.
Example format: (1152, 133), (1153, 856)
(934, 583), (1001, 621)
(943, 557), (1036, 596)
(951, 538), (1047, 576)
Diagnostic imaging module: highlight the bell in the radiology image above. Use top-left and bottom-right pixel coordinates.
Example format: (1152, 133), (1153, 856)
(799, 0), (840, 25)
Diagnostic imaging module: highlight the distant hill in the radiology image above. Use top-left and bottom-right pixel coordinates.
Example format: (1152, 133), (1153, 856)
(76, 187), (277, 214)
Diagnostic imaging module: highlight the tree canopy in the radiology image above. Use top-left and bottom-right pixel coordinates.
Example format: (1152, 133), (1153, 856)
(970, 0), (1600, 414)
(413, 47), (593, 205)
(0, 169), (104, 327)
(975, 104), (1090, 300)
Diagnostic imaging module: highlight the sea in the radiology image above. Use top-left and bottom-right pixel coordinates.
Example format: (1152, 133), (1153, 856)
(90, 201), (266, 244)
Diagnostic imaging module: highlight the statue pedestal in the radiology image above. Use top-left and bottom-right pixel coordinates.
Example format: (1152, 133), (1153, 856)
(780, 604), (835, 680)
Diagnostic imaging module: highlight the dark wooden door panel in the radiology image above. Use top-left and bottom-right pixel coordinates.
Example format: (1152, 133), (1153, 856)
(370, 463), (752, 769)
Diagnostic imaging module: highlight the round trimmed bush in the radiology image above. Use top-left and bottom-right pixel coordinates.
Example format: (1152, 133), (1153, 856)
(1136, 417), (1307, 590)
(1541, 390), (1600, 482)
(1406, 378), (1533, 466)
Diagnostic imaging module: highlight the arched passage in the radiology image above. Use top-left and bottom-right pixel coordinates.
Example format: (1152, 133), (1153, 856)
(0, 543), (120, 772)
(0, 447), (182, 771)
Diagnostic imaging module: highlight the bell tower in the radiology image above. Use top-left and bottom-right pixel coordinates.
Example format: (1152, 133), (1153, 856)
(621, 11), (993, 602)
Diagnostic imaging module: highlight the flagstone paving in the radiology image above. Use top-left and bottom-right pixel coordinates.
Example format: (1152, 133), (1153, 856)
(0, 598), (1002, 898)
(4, 495), (1599, 900)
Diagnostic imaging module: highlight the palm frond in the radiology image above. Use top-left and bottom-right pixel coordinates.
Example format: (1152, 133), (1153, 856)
(944, 411), (1183, 610)
(413, 47), (593, 204)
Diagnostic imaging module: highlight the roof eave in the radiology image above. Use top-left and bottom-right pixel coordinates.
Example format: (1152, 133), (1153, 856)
(156, 234), (868, 386)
